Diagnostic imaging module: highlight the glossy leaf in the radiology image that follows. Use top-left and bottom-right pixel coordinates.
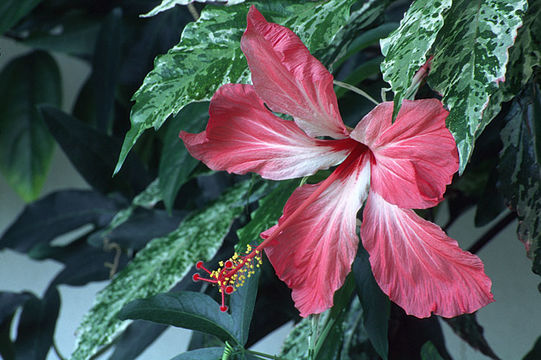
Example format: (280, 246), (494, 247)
(71, 181), (252, 360)
(0, 189), (122, 253)
(119, 292), (239, 344)
(380, 0), (451, 115)
(142, 0), (246, 17)
(116, 0), (358, 173)
(91, 7), (123, 134)
(159, 102), (209, 212)
(353, 247), (389, 360)
(108, 321), (168, 360)
(230, 269), (260, 345)
(428, 0), (527, 173)
(40, 105), (151, 197)
(14, 288), (60, 360)
(0, 51), (60, 202)
(0, 0), (43, 36)
(498, 83), (541, 275)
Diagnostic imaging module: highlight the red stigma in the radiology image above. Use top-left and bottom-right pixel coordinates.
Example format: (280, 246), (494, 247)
(196, 261), (204, 269)
(220, 305), (228, 312)
(192, 273), (200, 281)
(225, 285), (234, 294)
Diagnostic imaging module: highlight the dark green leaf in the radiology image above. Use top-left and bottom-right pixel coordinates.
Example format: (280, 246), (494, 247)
(108, 321), (168, 360)
(0, 50), (60, 202)
(92, 8), (123, 134)
(159, 102), (209, 212)
(335, 57), (382, 99)
(169, 347), (225, 360)
(71, 181), (252, 360)
(420, 342), (445, 360)
(444, 314), (500, 360)
(14, 288), (60, 360)
(428, 0), (527, 173)
(118, 292), (239, 345)
(498, 83), (541, 275)
(236, 180), (297, 252)
(103, 208), (186, 251)
(353, 246), (389, 360)
(116, 0), (358, 173)
(0, 0), (43, 36)
(0, 189), (122, 253)
(40, 105), (151, 196)
(19, 12), (101, 56)
(230, 269), (260, 346)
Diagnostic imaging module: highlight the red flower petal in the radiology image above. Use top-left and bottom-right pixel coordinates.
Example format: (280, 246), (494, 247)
(350, 100), (458, 209)
(262, 152), (371, 317)
(180, 84), (352, 180)
(240, 6), (348, 139)
(361, 192), (494, 318)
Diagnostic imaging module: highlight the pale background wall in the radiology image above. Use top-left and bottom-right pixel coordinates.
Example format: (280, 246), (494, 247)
(1, 36), (540, 360)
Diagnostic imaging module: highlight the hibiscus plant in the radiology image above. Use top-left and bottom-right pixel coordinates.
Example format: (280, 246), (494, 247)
(1, 0), (541, 359)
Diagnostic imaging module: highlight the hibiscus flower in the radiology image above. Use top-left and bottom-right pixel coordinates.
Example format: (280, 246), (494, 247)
(182, 6), (494, 318)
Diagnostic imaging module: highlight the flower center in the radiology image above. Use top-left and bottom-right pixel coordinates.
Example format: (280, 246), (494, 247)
(193, 142), (368, 312)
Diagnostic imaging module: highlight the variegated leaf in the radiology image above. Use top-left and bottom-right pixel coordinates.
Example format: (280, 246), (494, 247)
(380, 0), (451, 114)
(70, 182), (251, 360)
(115, 0), (357, 173)
(428, 0), (527, 173)
(141, 0), (246, 18)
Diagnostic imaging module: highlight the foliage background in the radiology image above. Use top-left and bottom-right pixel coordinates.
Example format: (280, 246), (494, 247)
(1, 0), (541, 359)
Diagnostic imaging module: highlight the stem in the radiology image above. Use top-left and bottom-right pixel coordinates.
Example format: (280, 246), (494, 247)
(187, 4), (199, 20)
(468, 212), (516, 254)
(333, 80), (379, 105)
(247, 350), (281, 360)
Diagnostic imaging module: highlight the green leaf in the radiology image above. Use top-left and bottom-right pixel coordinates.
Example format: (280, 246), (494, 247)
(14, 288), (60, 360)
(443, 314), (500, 360)
(380, 0), (451, 115)
(230, 269), (260, 345)
(498, 83), (541, 276)
(318, 0), (389, 70)
(118, 292), (239, 345)
(169, 347), (225, 360)
(142, 0), (246, 18)
(91, 7), (123, 134)
(115, 0), (358, 173)
(0, 50), (60, 202)
(420, 342), (445, 360)
(108, 321), (167, 360)
(353, 246), (389, 360)
(0, 190), (122, 253)
(40, 106), (151, 197)
(70, 181), (252, 360)
(236, 180), (297, 252)
(428, 0), (527, 173)
(480, 0), (541, 131)
(0, 0), (43, 36)
(159, 102), (209, 212)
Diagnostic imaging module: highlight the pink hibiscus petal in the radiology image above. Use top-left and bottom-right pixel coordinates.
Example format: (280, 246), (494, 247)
(350, 99), (458, 209)
(180, 83), (353, 180)
(361, 191), (494, 318)
(240, 6), (349, 140)
(262, 151), (371, 317)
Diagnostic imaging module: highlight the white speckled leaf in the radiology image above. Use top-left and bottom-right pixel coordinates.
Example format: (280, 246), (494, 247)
(70, 182), (251, 360)
(428, 0), (527, 173)
(115, 0), (357, 173)
(380, 0), (451, 112)
(142, 0), (246, 18)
